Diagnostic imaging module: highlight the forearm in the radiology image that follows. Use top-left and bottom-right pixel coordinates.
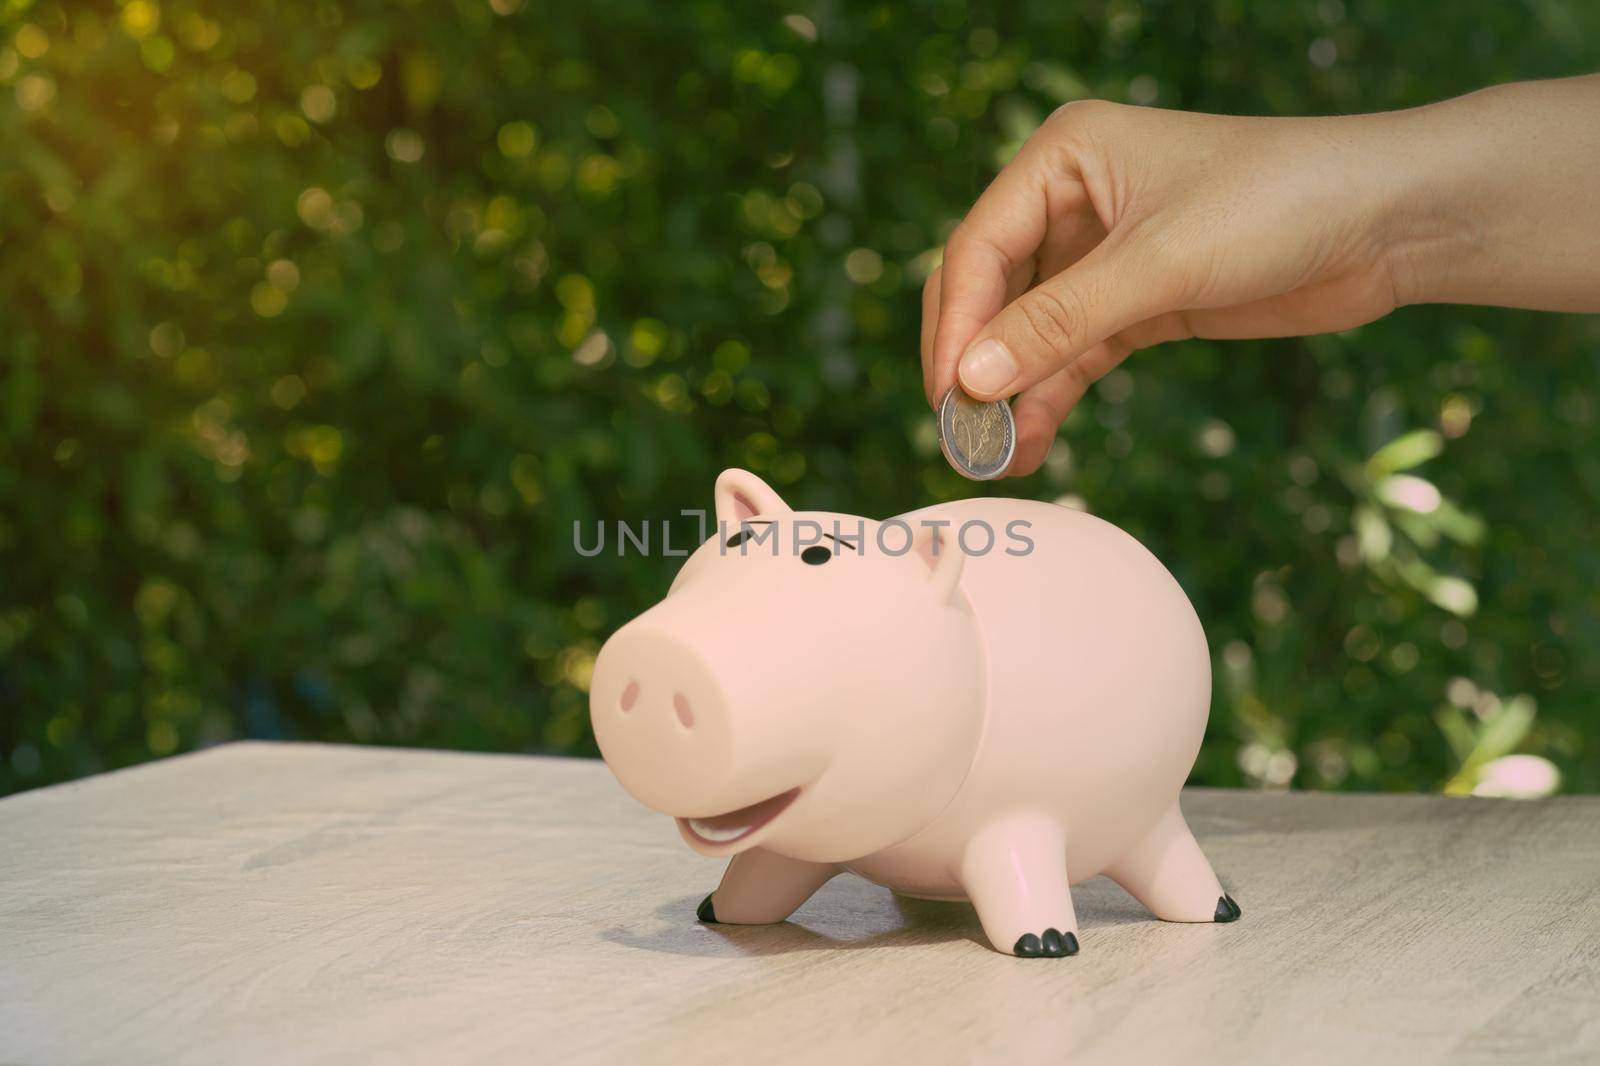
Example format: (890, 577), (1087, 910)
(1377, 75), (1600, 312)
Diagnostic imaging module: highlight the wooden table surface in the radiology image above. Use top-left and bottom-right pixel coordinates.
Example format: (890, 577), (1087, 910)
(2, 742), (1597, 1065)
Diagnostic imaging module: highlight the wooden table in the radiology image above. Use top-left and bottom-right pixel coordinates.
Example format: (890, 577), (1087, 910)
(2, 742), (1597, 1065)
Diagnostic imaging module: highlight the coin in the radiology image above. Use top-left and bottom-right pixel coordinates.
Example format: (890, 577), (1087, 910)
(937, 386), (1016, 480)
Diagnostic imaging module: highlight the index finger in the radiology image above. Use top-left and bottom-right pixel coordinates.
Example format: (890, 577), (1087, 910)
(929, 147), (1076, 403)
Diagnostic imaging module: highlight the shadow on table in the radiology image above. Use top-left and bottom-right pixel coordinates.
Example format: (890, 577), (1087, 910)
(601, 875), (1156, 959)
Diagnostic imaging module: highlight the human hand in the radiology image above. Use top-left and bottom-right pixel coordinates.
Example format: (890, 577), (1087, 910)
(921, 100), (1406, 476)
(921, 78), (1600, 476)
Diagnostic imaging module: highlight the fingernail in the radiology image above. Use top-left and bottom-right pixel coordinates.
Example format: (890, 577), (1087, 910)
(959, 339), (1018, 395)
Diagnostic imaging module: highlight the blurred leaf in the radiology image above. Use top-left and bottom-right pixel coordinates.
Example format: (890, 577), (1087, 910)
(1353, 504), (1392, 562)
(1479, 695), (1538, 761)
(1432, 498), (1487, 545)
(1442, 694), (1539, 794)
(1433, 705), (1478, 763)
(1368, 429), (1444, 477)
(1427, 575), (1479, 617)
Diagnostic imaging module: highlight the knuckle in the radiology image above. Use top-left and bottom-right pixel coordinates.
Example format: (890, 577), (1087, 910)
(938, 232), (966, 272)
(946, 220), (1010, 270)
(944, 224), (983, 269)
(1046, 98), (1120, 130)
(945, 218), (973, 251)
(1061, 353), (1097, 393)
(1016, 286), (1088, 354)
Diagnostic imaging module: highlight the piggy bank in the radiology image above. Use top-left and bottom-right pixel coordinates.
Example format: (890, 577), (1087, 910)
(589, 469), (1240, 957)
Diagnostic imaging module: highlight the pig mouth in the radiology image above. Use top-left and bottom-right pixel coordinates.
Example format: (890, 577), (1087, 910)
(678, 787), (801, 847)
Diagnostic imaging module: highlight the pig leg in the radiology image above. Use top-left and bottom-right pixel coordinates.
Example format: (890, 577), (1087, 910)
(1104, 803), (1241, 923)
(958, 813), (1080, 958)
(697, 847), (841, 925)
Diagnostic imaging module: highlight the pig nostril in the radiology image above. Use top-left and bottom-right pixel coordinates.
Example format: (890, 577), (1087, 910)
(672, 692), (694, 729)
(620, 681), (639, 712)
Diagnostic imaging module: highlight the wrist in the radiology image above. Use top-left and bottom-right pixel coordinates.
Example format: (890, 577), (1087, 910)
(1332, 77), (1600, 312)
(1363, 102), (1485, 309)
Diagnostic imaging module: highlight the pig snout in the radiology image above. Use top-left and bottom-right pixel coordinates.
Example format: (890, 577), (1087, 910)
(589, 626), (738, 815)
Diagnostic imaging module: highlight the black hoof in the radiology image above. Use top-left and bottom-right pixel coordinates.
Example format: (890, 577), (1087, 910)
(1013, 928), (1079, 958)
(697, 893), (719, 924)
(1214, 894), (1241, 923)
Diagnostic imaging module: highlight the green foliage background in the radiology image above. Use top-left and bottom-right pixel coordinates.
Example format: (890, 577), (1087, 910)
(2, 0), (1598, 796)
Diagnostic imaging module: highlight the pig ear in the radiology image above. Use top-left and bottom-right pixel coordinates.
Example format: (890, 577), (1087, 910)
(911, 524), (965, 604)
(713, 468), (792, 525)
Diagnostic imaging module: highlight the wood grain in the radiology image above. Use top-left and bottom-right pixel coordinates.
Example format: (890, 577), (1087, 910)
(2, 742), (1597, 1065)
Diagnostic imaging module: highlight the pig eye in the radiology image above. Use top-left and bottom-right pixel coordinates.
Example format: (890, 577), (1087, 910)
(725, 530), (751, 548)
(801, 545), (832, 566)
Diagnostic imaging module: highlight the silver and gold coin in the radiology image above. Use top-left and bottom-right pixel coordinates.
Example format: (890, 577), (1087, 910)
(937, 386), (1016, 481)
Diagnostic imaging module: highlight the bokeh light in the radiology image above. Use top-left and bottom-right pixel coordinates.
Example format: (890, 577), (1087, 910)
(0, 1), (1596, 797)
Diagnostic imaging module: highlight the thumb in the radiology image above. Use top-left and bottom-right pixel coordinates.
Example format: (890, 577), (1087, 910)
(956, 240), (1172, 401)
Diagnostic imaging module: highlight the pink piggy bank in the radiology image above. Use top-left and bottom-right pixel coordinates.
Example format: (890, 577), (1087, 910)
(589, 469), (1240, 957)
